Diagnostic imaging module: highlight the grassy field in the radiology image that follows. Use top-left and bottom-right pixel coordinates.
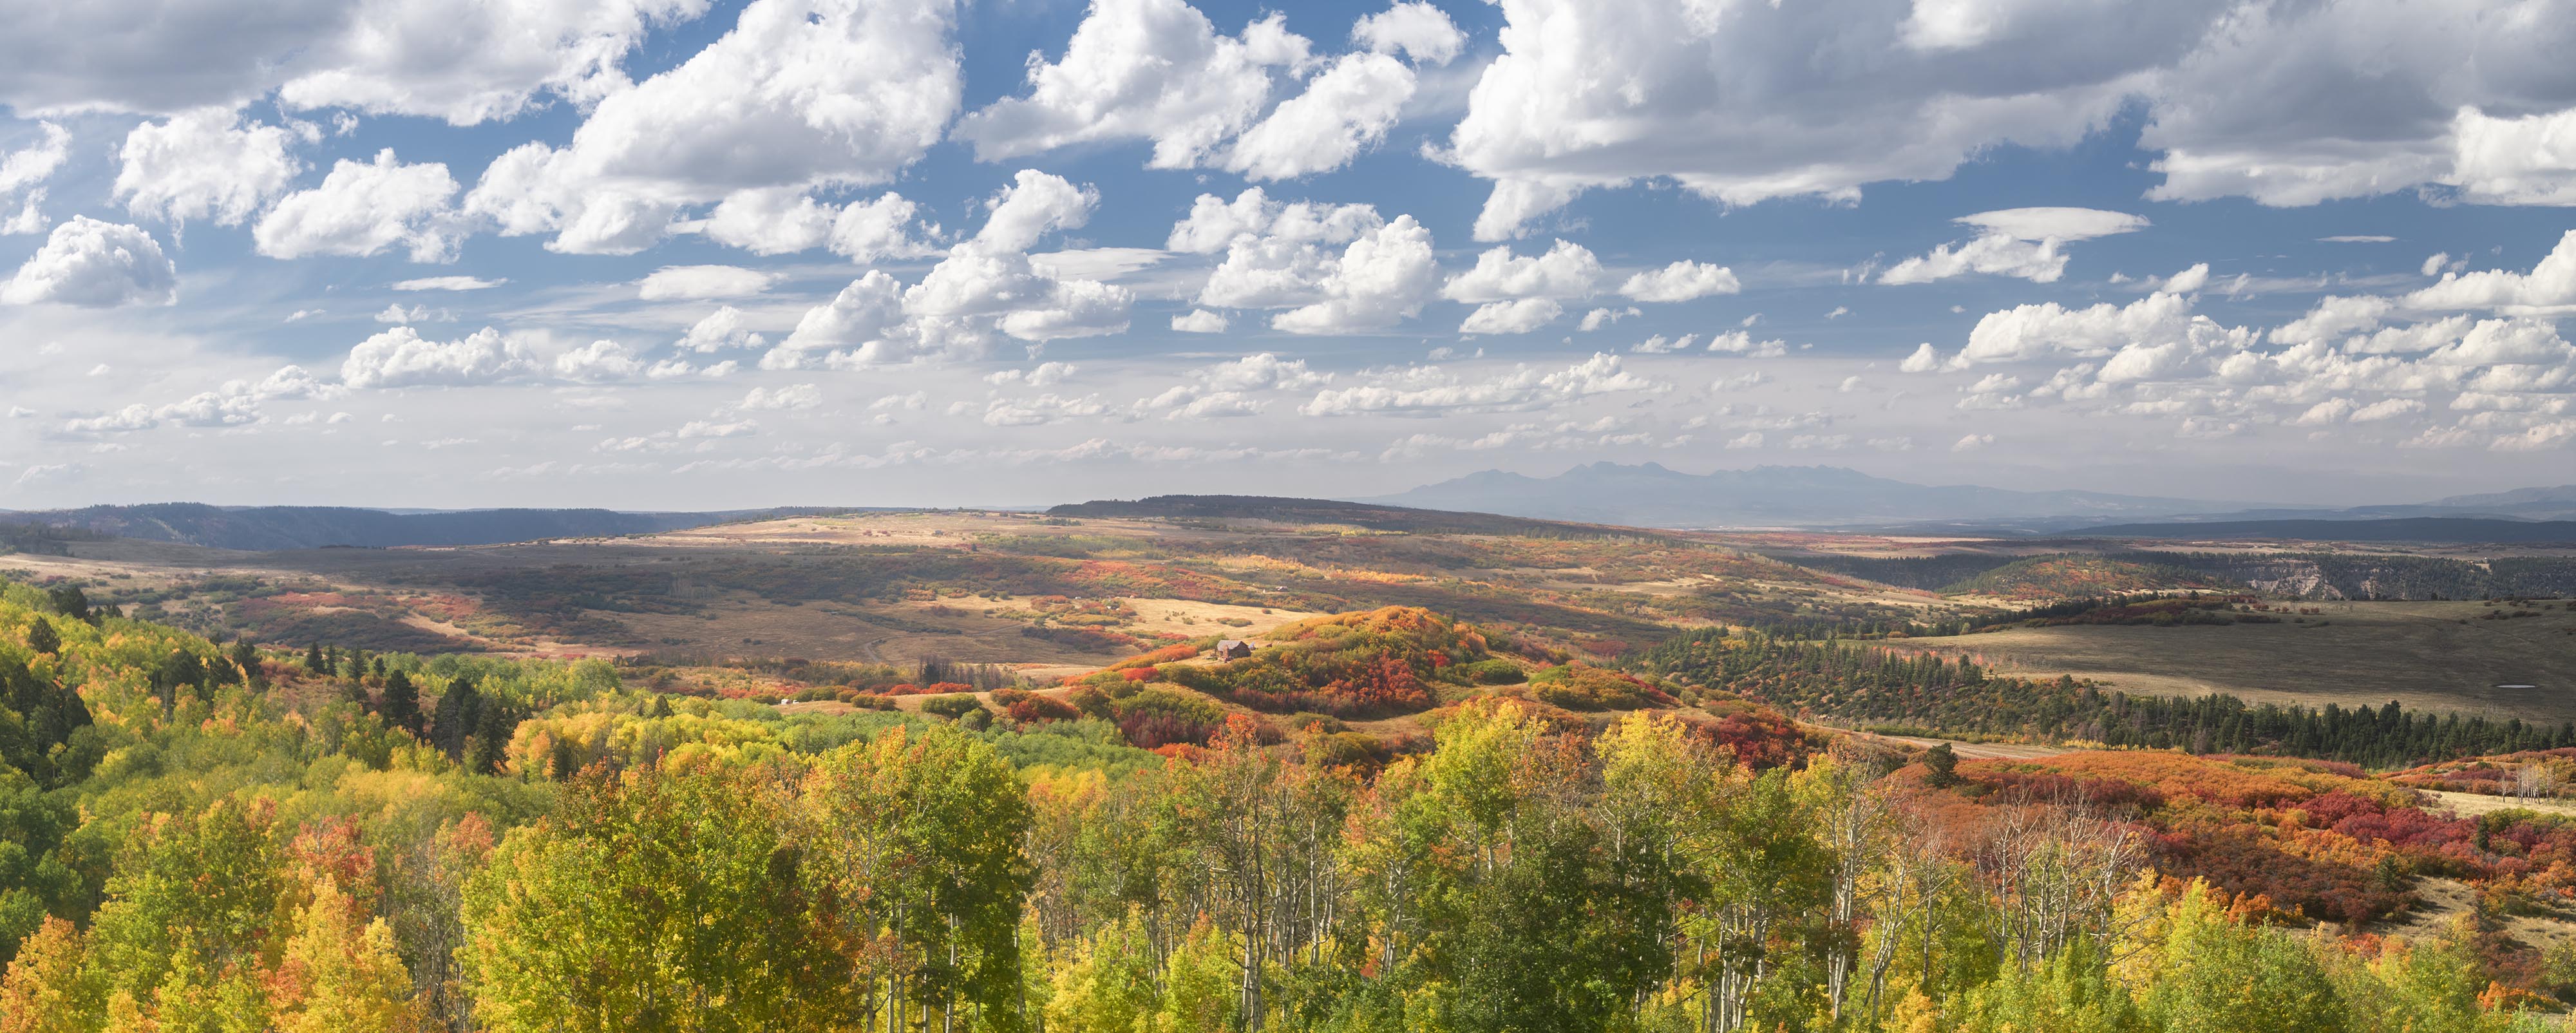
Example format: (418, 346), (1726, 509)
(1891, 600), (2576, 723)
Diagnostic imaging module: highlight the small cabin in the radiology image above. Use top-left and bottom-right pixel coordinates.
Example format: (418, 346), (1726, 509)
(1213, 640), (1254, 662)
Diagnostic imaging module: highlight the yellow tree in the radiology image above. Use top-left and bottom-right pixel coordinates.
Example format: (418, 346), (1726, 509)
(268, 875), (423, 1033)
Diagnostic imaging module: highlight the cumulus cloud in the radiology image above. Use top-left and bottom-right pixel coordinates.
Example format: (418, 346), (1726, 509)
(956, 0), (1305, 169)
(1272, 215), (1438, 334)
(1704, 330), (1786, 357)
(1171, 309), (1229, 333)
(1, 216), (177, 307)
(739, 383), (822, 410)
(639, 265), (775, 300)
(0, 0), (706, 124)
(1578, 306), (1640, 332)
(1951, 433), (1994, 453)
(462, 0), (961, 254)
(1352, 2), (1466, 65)
(553, 339), (645, 381)
(677, 305), (767, 352)
(341, 325), (537, 388)
(695, 189), (942, 261)
(253, 149), (460, 261)
(770, 270), (905, 368)
(1, 121), (71, 231)
(1446, 0), (2576, 239)
(1458, 298), (1562, 335)
(1899, 343), (1941, 373)
(1221, 52), (1414, 180)
(113, 107), (303, 227)
(1443, 240), (1604, 302)
(2403, 230), (2576, 314)
(1881, 207), (2146, 285)
(1618, 260), (1739, 303)
(1300, 352), (1660, 415)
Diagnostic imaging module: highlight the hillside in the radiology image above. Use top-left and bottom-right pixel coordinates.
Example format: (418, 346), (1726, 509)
(2070, 516), (2576, 544)
(1045, 493), (1673, 539)
(0, 502), (861, 550)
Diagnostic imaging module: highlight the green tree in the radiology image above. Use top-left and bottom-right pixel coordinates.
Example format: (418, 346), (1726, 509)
(380, 671), (423, 737)
(462, 760), (855, 1032)
(23, 621), (56, 658)
(430, 676), (482, 759)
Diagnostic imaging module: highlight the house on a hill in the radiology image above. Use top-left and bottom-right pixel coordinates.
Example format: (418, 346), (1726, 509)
(1213, 640), (1254, 661)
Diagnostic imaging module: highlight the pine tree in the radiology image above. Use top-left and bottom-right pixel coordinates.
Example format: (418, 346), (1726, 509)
(430, 676), (482, 759)
(379, 672), (423, 737)
(303, 643), (325, 675)
(24, 619), (57, 657)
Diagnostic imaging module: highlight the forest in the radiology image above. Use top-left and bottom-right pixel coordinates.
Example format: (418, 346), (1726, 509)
(1, 573), (2573, 1032)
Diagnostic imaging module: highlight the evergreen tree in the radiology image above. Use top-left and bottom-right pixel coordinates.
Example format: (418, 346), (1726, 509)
(43, 587), (88, 624)
(379, 671), (423, 737)
(229, 640), (261, 687)
(430, 676), (482, 759)
(1923, 743), (1962, 788)
(24, 620), (57, 657)
(303, 643), (325, 675)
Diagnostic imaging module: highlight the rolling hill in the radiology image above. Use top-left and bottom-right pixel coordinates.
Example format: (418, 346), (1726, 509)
(0, 502), (864, 550)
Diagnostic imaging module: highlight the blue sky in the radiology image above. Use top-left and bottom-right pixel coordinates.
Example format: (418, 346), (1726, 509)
(1, 0), (2572, 512)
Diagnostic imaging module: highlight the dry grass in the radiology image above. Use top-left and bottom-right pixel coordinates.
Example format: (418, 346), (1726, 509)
(1891, 600), (2576, 723)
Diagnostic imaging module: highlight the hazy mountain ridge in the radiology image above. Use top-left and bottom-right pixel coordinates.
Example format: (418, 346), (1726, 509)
(0, 502), (860, 551)
(1365, 462), (2239, 527)
(1370, 463), (2576, 531)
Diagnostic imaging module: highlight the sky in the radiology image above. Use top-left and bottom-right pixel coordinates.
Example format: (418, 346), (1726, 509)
(1, 0), (2573, 513)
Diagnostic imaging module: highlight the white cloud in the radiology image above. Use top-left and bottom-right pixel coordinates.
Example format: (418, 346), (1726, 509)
(113, 107), (302, 227)
(1953, 207), (2150, 242)
(1352, 2), (1466, 66)
(1704, 330), (1786, 357)
(771, 271), (905, 368)
(462, 0), (961, 254)
(1880, 209), (2145, 286)
(1579, 306), (1640, 332)
(2351, 397), (2425, 422)
(1949, 291), (2249, 371)
(1, 216), (177, 307)
(1631, 334), (1696, 354)
(1725, 432), (1763, 450)
(2402, 230), (2576, 314)
(253, 149), (460, 261)
(677, 417), (758, 439)
(955, 0), (1305, 169)
(976, 169), (1095, 252)
(375, 303), (454, 324)
(553, 339), (645, 382)
(1442, 239), (1604, 302)
(2269, 294), (2396, 345)
(342, 326), (537, 388)
(690, 190), (943, 261)
(1273, 215), (1439, 334)
(1951, 433), (1994, 453)
(276, 0), (710, 125)
(392, 275), (504, 291)
(1220, 52), (1414, 180)
(678, 305), (767, 352)
(638, 265), (775, 300)
(1172, 309), (1229, 334)
(1618, 260), (1739, 302)
(1899, 342), (1941, 373)
(988, 362), (1077, 388)
(1, 121), (71, 204)
(740, 383), (822, 410)
(1300, 352), (1658, 415)
(13, 463), (83, 487)
(1459, 298), (1562, 335)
